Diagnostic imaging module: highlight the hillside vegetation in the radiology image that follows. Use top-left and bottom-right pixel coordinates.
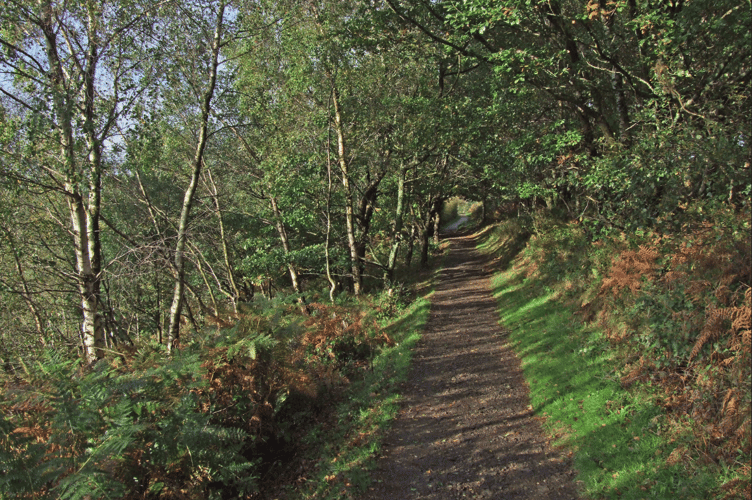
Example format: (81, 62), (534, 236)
(1, 0), (749, 498)
(479, 207), (750, 499)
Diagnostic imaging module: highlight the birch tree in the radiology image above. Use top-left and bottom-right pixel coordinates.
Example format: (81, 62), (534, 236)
(0, 0), (164, 363)
(163, 0), (229, 352)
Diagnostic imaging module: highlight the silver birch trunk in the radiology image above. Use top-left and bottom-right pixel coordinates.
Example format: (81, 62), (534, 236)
(325, 134), (338, 303)
(331, 84), (362, 295)
(206, 169), (241, 312)
(270, 197), (303, 294)
(167, 2), (225, 352)
(385, 165), (407, 283)
(41, 5), (105, 363)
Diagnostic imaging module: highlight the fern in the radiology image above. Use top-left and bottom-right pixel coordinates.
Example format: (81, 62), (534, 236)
(225, 332), (278, 362)
(0, 415), (51, 496)
(689, 288), (752, 361)
(0, 322), (286, 499)
(56, 470), (127, 500)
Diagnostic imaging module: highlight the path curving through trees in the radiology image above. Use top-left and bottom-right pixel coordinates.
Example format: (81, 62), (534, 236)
(366, 235), (580, 499)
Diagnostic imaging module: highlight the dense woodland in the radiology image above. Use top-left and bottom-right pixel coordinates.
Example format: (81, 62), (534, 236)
(0, 0), (750, 498)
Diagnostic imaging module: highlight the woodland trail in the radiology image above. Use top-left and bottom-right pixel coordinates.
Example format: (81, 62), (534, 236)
(366, 234), (580, 499)
(442, 216), (470, 233)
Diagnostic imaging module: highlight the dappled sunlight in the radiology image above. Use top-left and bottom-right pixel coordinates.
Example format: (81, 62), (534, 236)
(367, 235), (579, 499)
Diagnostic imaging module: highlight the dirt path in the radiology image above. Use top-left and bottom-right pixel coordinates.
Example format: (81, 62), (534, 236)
(366, 235), (580, 499)
(443, 216), (470, 233)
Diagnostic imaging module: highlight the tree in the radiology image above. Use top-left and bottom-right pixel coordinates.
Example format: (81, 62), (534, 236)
(381, 0), (750, 228)
(0, 0), (164, 363)
(161, 0), (230, 352)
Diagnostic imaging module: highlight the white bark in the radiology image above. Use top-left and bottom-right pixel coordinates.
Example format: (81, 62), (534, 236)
(40, 3), (105, 363)
(331, 83), (362, 295)
(167, 1), (226, 352)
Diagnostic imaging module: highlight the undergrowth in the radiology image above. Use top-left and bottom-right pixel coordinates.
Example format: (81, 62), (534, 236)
(480, 206), (751, 499)
(285, 294), (431, 499)
(0, 283), (432, 500)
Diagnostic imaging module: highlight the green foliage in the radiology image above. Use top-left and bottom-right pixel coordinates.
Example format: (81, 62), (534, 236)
(581, 126), (751, 234)
(481, 212), (751, 499)
(289, 295), (431, 499)
(1, 282), (435, 499)
(440, 197), (461, 223)
(1, 343), (263, 498)
(374, 281), (411, 321)
(1, 0), (750, 496)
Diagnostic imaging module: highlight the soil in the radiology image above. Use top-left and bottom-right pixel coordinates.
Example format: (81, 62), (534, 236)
(365, 234), (581, 499)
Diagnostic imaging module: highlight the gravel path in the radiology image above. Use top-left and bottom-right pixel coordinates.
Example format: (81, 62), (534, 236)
(366, 235), (581, 499)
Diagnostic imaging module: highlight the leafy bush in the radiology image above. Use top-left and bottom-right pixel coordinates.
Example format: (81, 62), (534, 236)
(598, 216), (751, 471)
(298, 303), (393, 379)
(495, 205), (751, 496)
(483, 206), (751, 497)
(375, 281), (411, 321)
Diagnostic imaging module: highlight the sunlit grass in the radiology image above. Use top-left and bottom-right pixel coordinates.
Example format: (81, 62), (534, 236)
(482, 223), (720, 500)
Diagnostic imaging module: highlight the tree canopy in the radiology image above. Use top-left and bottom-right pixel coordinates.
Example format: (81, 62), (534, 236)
(0, 0), (748, 362)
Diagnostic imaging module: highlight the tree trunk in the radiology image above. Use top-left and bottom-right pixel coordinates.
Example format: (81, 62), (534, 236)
(270, 196), (309, 313)
(355, 169), (387, 287)
(70, 195), (105, 363)
(405, 219), (416, 268)
(270, 196), (303, 294)
(325, 131), (338, 303)
(421, 197), (442, 268)
(419, 223), (431, 269)
(432, 201), (442, 245)
(167, 2), (225, 352)
(1, 227), (45, 344)
(331, 82), (362, 295)
(206, 169), (241, 313)
(41, 8), (104, 364)
(599, 1), (631, 145)
(385, 165), (407, 283)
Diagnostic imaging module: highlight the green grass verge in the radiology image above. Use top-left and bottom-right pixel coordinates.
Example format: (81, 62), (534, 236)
(288, 293), (432, 499)
(482, 226), (720, 499)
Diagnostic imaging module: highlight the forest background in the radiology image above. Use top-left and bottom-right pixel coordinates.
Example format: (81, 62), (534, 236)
(0, 0), (749, 498)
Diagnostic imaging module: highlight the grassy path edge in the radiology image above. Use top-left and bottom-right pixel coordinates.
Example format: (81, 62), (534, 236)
(478, 224), (726, 500)
(287, 273), (439, 498)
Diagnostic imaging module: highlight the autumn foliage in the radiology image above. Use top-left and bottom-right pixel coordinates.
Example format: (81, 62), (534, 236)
(595, 218), (751, 495)
(510, 204), (750, 497)
(0, 302), (391, 499)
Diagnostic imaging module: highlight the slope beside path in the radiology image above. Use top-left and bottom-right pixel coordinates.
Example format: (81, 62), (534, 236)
(366, 235), (581, 499)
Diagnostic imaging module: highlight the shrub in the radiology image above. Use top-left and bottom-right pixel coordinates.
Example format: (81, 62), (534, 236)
(0, 348), (260, 500)
(0, 299), (399, 499)
(596, 212), (751, 470)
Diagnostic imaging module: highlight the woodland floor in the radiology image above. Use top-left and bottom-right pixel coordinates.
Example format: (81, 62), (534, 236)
(365, 234), (581, 499)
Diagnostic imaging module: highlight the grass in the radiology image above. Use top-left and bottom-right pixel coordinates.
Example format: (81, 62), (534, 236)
(276, 228), (448, 499)
(480, 223), (722, 499)
(279, 215), (744, 499)
(287, 291), (432, 499)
